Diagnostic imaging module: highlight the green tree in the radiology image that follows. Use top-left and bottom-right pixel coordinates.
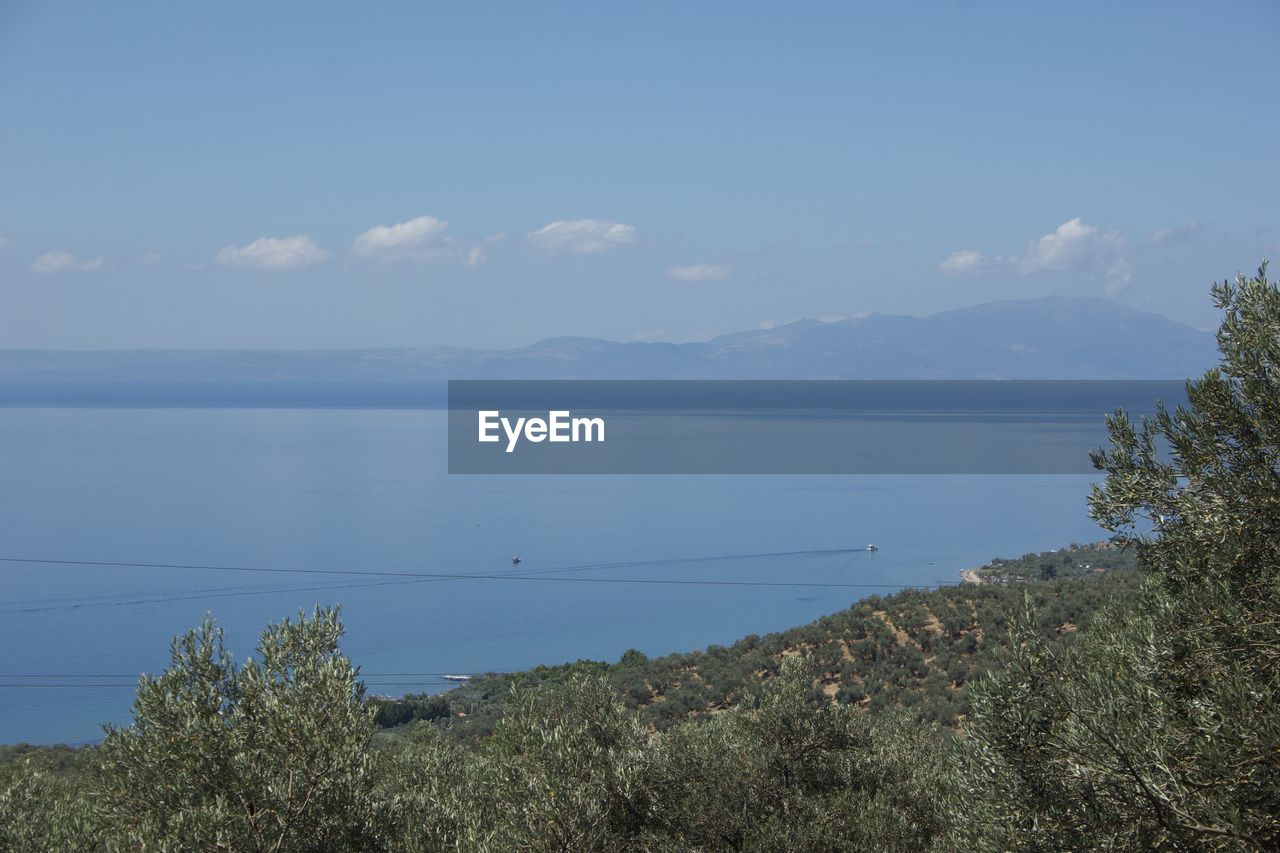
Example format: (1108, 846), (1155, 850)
(0, 749), (100, 851)
(95, 607), (382, 851)
(380, 673), (652, 851)
(641, 656), (948, 851)
(951, 264), (1280, 849)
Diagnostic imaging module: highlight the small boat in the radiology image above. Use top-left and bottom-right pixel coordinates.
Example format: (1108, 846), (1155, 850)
(866, 544), (879, 552)
(511, 556), (522, 564)
(442, 674), (472, 683)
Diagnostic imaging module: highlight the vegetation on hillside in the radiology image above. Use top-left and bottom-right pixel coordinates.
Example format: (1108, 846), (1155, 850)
(427, 558), (1135, 743)
(1, 264), (1276, 850)
(972, 539), (1137, 582)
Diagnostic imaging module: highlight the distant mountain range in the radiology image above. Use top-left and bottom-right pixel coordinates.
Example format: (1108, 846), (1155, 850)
(0, 296), (1218, 381)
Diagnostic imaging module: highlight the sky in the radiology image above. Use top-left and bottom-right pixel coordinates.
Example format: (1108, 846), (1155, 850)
(1, 1), (1277, 350)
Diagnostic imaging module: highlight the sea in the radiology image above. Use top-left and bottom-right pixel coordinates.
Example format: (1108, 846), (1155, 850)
(0, 401), (1109, 744)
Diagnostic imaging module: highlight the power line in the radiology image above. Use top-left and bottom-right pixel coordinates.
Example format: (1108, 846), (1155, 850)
(0, 551), (633, 612)
(0, 549), (880, 613)
(0, 577), (437, 615)
(0, 548), (865, 578)
(0, 551), (912, 591)
(0, 549), (948, 691)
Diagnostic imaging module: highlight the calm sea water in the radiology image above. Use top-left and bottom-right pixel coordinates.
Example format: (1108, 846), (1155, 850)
(0, 407), (1106, 744)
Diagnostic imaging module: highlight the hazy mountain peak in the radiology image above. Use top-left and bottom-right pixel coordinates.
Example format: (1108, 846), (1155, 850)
(0, 296), (1218, 382)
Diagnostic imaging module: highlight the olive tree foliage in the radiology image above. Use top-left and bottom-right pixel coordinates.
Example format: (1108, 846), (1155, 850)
(0, 750), (100, 851)
(639, 657), (949, 852)
(951, 265), (1280, 850)
(380, 673), (653, 851)
(381, 657), (947, 852)
(3, 622), (947, 851)
(94, 606), (382, 851)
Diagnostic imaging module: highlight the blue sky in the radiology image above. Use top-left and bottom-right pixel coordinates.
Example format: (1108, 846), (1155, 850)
(1, 1), (1277, 349)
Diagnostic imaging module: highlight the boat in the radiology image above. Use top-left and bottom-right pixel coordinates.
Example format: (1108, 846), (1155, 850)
(442, 674), (472, 683)
(866, 544), (879, 552)
(511, 556), (522, 564)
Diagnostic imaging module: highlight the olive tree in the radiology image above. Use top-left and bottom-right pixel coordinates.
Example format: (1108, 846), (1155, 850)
(95, 606), (382, 851)
(641, 655), (949, 851)
(951, 265), (1280, 849)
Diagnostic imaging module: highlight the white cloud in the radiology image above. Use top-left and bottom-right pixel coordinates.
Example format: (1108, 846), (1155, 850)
(1102, 256), (1133, 296)
(526, 219), (636, 254)
(216, 235), (329, 270)
(353, 214), (451, 261)
(667, 262), (732, 282)
(29, 250), (104, 273)
(940, 217), (1133, 293)
(818, 314), (847, 324)
(462, 233), (505, 268)
(0, 235), (13, 253)
(1149, 221), (1203, 245)
(135, 252), (162, 266)
(215, 233), (327, 268)
(938, 249), (987, 274)
(1010, 217), (1131, 292)
(1012, 218), (1106, 274)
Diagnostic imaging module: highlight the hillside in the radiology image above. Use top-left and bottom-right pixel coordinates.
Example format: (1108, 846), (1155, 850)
(373, 544), (1139, 741)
